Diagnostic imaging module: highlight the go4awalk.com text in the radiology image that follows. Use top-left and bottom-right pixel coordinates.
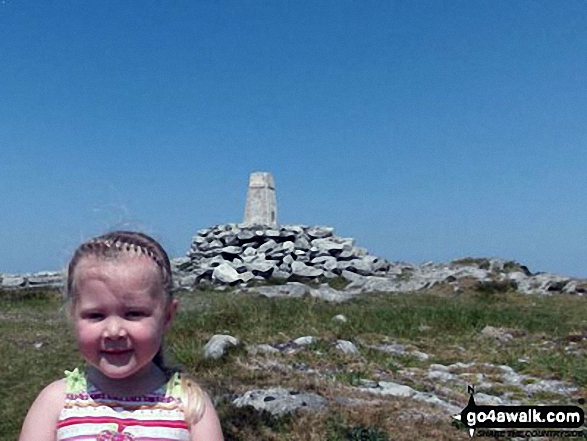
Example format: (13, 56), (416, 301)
(453, 387), (585, 438)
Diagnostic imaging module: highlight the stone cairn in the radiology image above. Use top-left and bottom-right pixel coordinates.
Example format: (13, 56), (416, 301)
(173, 172), (390, 286)
(174, 223), (391, 286)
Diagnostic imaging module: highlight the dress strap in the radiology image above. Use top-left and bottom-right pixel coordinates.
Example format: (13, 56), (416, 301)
(63, 367), (87, 394)
(165, 371), (183, 399)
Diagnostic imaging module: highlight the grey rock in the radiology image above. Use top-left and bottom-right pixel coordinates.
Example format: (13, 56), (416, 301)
(337, 249), (356, 260)
(212, 263), (241, 284)
(239, 272), (255, 283)
(474, 393), (504, 405)
(254, 282), (309, 298)
(203, 334), (239, 359)
(278, 241), (295, 253)
(427, 370), (455, 382)
(242, 246), (256, 257)
(411, 351), (430, 361)
(233, 388), (327, 416)
(354, 276), (399, 292)
(266, 229), (281, 238)
(171, 257), (192, 270)
(294, 236), (311, 250)
(311, 255), (337, 265)
(206, 255), (227, 267)
(291, 261), (323, 278)
(342, 259), (375, 276)
(208, 239), (223, 249)
(312, 238), (345, 253)
(220, 246), (242, 255)
(293, 336), (317, 346)
(362, 381), (416, 397)
(333, 396), (386, 407)
(2, 276), (26, 288)
(176, 274), (198, 287)
(237, 230), (255, 241)
(429, 364), (449, 372)
(310, 285), (356, 302)
(335, 340), (359, 355)
(332, 314), (347, 323)
(248, 260), (276, 278)
(340, 270), (366, 284)
(27, 271), (63, 286)
(307, 227), (333, 238)
(480, 326), (513, 342)
(525, 379), (578, 396)
(258, 239), (277, 254)
(412, 392), (462, 415)
(247, 344), (279, 354)
(272, 269), (291, 279)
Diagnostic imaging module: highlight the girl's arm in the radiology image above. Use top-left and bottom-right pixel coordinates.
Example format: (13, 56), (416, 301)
(190, 393), (224, 441)
(19, 379), (66, 441)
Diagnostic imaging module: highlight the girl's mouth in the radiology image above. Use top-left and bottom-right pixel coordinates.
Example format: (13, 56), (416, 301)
(102, 349), (132, 354)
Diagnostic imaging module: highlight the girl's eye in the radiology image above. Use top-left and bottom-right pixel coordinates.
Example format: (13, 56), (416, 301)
(84, 313), (104, 320)
(127, 311), (146, 319)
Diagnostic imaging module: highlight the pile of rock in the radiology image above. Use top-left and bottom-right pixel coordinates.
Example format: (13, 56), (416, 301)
(174, 223), (391, 286)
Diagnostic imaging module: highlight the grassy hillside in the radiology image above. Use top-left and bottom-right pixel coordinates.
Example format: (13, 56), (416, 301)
(1, 286), (586, 440)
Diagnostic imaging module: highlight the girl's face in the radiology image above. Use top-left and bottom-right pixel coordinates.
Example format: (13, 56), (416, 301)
(71, 255), (176, 381)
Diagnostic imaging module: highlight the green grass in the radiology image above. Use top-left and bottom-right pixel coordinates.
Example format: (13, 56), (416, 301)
(2, 287), (587, 440)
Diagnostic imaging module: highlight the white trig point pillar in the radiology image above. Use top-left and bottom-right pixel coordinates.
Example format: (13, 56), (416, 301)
(243, 172), (277, 227)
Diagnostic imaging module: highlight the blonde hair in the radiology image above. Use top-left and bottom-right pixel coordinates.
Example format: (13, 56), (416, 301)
(66, 230), (206, 424)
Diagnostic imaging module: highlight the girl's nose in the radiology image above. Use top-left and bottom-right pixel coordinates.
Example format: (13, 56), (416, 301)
(104, 317), (128, 339)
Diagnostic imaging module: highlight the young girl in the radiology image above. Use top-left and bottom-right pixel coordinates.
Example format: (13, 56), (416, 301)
(19, 231), (224, 441)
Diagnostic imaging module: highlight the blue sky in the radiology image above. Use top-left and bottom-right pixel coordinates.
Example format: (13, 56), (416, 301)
(1, 1), (586, 277)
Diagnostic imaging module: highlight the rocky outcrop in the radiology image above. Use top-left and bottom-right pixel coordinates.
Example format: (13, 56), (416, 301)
(2, 227), (586, 298)
(220, 332), (582, 418)
(0, 271), (64, 290)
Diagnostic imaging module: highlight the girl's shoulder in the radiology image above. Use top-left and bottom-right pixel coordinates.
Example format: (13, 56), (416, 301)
(18, 379), (66, 441)
(32, 378), (67, 409)
(173, 373), (224, 440)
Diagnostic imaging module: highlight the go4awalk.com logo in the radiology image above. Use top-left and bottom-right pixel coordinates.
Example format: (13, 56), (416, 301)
(452, 386), (585, 438)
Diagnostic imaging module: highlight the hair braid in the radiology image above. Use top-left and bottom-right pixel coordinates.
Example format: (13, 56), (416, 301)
(66, 231), (173, 300)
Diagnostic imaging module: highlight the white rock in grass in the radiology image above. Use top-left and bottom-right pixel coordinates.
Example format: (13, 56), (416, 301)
(480, 326), (513, 342)
(412, 351), (430, 361)
(254, 282), (309, 298)
(427, 370), (455, 382)
(335, 340), (359, 355)
(429, 364), (449, 371)
(247, 344), (279, 355)
(412, 392), (462, 415)
(310, 285), (355, 302)
(474, 393), (504, 405)
(332, 314), (347, 323)
(203, 334), (239, 359)
(293, 336), (317, 346)
(366, 381), (417, 397)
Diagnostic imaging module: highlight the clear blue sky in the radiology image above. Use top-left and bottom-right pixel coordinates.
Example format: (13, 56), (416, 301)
(1, 1), (586, 277)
